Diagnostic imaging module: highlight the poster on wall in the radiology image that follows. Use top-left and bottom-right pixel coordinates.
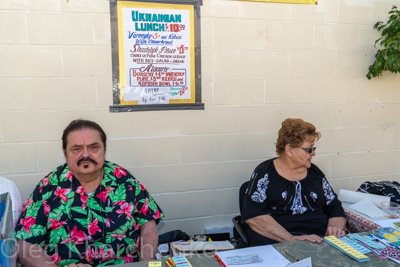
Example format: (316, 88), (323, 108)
(109, 0), (204, 112)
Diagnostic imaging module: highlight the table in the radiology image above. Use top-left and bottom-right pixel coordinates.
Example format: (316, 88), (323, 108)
(273, 239), (398, 266)
(109, 235), (399, 267)
(345, 207), (382, 232)
(343, 202), (400, 232)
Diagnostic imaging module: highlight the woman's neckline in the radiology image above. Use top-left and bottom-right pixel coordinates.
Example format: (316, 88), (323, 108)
(272, 158), (308, 182)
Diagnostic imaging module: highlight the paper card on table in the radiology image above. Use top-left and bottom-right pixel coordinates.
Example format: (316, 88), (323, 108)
(348, 198), (383, 218)
(171, 256), (193, 267)
(287, 257), (312, 267)
(214, 244), (290, 266)
(225, 254), (262, 265)
(374, 218), (400, 228)
(148, 261), (162, 267)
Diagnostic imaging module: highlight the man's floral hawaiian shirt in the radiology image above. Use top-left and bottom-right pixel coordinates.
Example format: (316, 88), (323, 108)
(15, 161), (165, 266)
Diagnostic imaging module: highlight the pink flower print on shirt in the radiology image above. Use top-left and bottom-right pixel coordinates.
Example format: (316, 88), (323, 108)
(131, 179), (145, 191)
(48, 218), (67, 230)
(116, 202), (134, 219)
(61, 226), (88, 245)
(106, 217), (114, 228)
(54, 187), (70, 203)
(97, 187), (114, 203)
(22, 198), (33, 212)
(88, 218), (101, 236)
(139, 198), (149, 216)
(84, 247), (96, 263)
(123, 253), (135, 263)
(112, 233), (126, 241)
(42, 200), (50, 215)
(42, 175), (50, 187)
(20, 216), (35, 234)
(66, 171), (73, 181)
(51, 253), (61, 264)
(76, 185), (85, 195)
(80, 194), (88, 210)
(96, 246), (116, 262)
(113, 167), (127, 178)
(153, 210), (162, 220)
(138, 181), (145, 191)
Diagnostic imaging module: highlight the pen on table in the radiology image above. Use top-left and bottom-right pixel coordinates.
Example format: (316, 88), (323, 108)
(213, 253), (227, 267)
(285, 250), (300, 261)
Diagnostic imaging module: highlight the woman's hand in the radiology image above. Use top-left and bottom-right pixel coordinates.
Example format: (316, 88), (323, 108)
(326, 217), (347, 238)
(290, 234), (323, 243)
(325, 226), (346, 238)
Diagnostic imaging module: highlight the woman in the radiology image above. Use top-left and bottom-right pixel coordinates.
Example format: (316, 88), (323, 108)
(241, 118), (346, 246)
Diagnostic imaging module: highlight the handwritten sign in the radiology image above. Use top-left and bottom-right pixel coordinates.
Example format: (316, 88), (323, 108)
(239, 0), (317, 4)
(109, 0), (203, 112)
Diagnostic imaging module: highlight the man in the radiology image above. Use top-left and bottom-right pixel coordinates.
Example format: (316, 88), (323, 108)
(15, 119), (165, 267)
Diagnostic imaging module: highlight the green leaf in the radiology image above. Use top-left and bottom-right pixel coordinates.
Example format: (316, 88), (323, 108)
(25, 201), (43, 218)
(71, 206), (87, 215)
(147, 198), (158, 212)
(87, 198), (102, 211)
(30, 225), (47, 236)
(41, 191), (53, 201)
(114, 185), (127, 201)
(91, 210), (106, 224)
(49, 227), (67, 245)
(58, 258), (80, 266)
(49, 206), (66, 220)
(17, 225), (46, 239)
(66, 244), (81, 257)
(74, 218), (88, 228)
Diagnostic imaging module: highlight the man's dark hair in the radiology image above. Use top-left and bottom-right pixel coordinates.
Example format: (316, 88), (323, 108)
(62, 119), (107, 151)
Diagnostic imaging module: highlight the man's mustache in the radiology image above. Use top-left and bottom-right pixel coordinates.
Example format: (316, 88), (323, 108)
(77, 157), (98, 166)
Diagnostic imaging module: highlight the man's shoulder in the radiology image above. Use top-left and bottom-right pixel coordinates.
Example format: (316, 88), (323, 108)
(104, 161), (135, 181)
(40, 163), (70, 184)
(104, 161), (129, 172)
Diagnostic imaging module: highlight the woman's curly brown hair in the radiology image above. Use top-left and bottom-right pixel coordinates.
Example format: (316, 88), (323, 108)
(275, 118), (321, 156)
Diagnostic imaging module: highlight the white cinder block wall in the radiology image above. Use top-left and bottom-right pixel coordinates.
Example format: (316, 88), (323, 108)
(1, 0), (400, 236)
